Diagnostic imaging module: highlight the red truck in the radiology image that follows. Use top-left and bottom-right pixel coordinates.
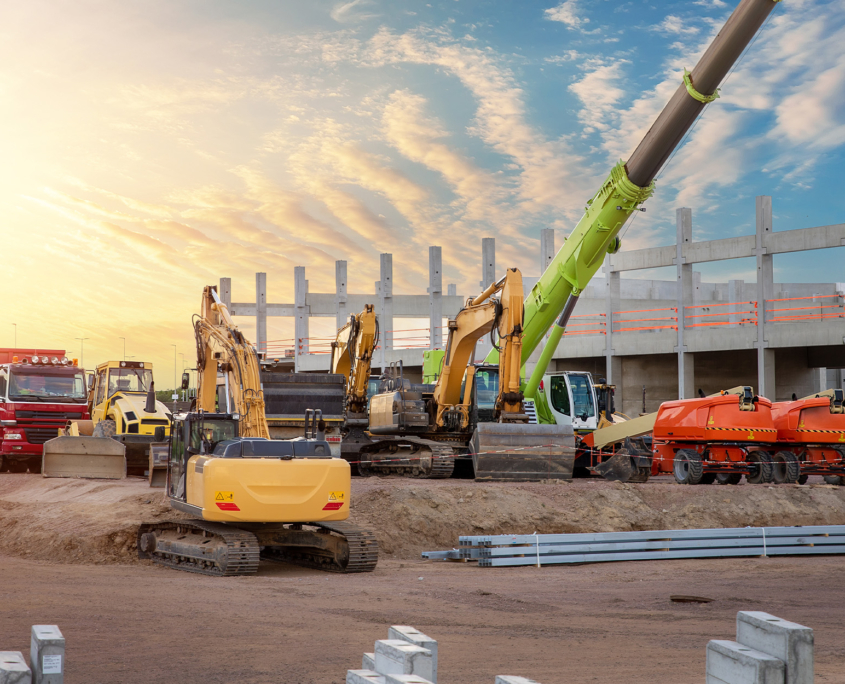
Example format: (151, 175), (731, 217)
(0, 349), (89, 472)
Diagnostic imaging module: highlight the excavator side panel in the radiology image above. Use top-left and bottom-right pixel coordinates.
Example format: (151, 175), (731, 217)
(42, 436), (127, 479)
(471, 423), (575, 481)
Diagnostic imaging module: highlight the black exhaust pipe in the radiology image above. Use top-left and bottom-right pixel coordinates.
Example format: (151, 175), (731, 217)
(145, 381), (156, 413)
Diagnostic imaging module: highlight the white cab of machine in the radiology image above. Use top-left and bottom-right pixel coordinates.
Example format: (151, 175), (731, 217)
(537, 371), (599, 431)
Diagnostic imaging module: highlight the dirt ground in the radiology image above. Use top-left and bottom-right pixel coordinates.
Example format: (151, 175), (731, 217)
(0, 473), (844, 682)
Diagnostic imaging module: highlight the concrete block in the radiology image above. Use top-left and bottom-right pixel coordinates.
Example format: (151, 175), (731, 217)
(374, 640), (433, 681)
(706, 640), (784, 684)
(363, 653), (375, 670)
(0, 652), (31, 684)
(347, 670), (385, 684)
(384, 676), (434, 684)
(388, 626), (437, 682)
(495, 677), (543, 684)
(737, 612), (813, 684)
(30, 626), (64, 684)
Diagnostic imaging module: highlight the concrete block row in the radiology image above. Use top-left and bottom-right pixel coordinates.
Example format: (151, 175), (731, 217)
(0, 626), (64, 684)
(706, 611), (813, 684)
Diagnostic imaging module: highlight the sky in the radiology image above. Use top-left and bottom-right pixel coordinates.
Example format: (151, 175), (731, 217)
(2, 0), (844, 385)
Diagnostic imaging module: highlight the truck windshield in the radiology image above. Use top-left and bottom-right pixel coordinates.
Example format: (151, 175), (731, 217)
(568, 375), (596, 419)
(8, 368), (87, 402)
(108, 368), (153, 397)
(475, 368), (499, 410)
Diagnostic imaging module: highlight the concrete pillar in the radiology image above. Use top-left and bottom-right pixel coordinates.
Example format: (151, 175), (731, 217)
(813, 367), (828, 393)
(0, 652), (30, 684)
(30, 626), (64, 684)
(706, 640), (784, 684)
(336, 260), (348, 330)
(480, 237), (495, 289)
(380, 254), (394, 363)
(428, 247), (442, 349)
(736, 611), (814, 684)
(692, 271), (702, 306)
(388, 627), (437, 684)
(729, 279), (745, 326)
(675, 208), (695, 399)
(218, 277), (232, 310)
(540, 229), (555, 275)
(294, 267), (309, 365)
(756, 196), (774, 397)
(374, 641), (433, 681)
(255, 272), (267, 356)
(605, 256), (622, 406)
(447, 284), (456, 297)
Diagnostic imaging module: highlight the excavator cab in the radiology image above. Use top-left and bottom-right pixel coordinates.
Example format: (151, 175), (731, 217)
(168, 413), (239, 501)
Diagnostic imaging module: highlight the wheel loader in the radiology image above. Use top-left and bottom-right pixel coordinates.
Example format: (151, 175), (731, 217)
(42, 360), (171, 479)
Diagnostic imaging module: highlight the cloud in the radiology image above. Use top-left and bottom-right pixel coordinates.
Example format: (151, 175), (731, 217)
(330, 0), (378, 23)
(544, 1), (588, 30)
(568, 60), (627, 135)
(652, 15), (700, 36)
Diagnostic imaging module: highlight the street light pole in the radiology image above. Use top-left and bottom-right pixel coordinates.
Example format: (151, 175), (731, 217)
(171, 344), (177, 395)
(119, 337), (126, 361)
(75, 337), (90, 367)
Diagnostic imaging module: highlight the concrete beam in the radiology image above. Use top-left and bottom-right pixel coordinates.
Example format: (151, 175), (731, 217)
(219, 277), (232, 310)
(706, 640), (785, 684)
(0, 652), (30, 684)
(373, 640), (433, 682)
(540, 229), (555, 275)
(481, 237), (495, 289)
(336, 260), (348, 330)
(388, 626), (437, 683)
(294, 267), (309, 361)
(255, 272), (267, 355)
(736, 611), (813, 684)
(380, 254), (394, 362)
(756, 196), (774, 397)
(428, 247), (442, 350)
(676, 208), (694, 400)
(30, 626), (64, 684)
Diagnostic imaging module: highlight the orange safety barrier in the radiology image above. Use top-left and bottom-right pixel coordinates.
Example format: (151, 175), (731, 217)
(613, 307), (677, 333)
(683, 301), (757, 328)
(766, 294), (844, 323)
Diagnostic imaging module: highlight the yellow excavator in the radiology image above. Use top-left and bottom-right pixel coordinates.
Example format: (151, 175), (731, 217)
(364, 268), (574, 480)
(136, 286), (378, 576)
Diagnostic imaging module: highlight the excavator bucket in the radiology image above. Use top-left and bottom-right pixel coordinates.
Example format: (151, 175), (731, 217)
(42, 436), (127, 480)
(471, 423), (575, 481)
(593, 449), (638, 482)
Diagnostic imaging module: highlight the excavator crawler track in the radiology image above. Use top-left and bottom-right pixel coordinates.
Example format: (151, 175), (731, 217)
(260, 521), (379, 573)
(356, 439), (455, 479)
(137, 520), (261, 577)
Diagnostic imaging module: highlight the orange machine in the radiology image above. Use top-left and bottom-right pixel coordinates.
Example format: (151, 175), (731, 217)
(771, 389), (845, 485)
(652, 387), (778, 485)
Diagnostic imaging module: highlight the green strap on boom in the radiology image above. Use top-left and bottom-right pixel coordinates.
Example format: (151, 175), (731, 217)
(683, 69), (720, 104)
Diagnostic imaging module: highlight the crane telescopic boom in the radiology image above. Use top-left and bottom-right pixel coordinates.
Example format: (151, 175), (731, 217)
(483, 0), (783, 398)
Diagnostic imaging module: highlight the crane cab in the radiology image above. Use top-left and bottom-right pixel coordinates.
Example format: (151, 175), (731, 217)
(534, 371), (601, 433)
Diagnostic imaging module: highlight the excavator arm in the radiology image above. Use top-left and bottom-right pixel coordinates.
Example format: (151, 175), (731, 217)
(432, 268), (525, 430)
(194, 286), (269, 439)
(331, 305), (378, 417)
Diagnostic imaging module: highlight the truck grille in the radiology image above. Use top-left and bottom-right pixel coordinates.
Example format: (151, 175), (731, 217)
(15, 411), (85, 421)
(24, 427), (60, 445)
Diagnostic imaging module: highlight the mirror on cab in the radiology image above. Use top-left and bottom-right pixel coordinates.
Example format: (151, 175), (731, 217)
(181, 372), (190, 390)
(154, 426), (167, 442)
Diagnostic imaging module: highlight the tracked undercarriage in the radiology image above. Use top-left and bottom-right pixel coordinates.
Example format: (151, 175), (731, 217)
(137, 519), (378, 576)
(342, 427), (455, 479)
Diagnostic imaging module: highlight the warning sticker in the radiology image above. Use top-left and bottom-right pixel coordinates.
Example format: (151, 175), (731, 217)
(328, 491), (345, 502)
(215, 491), (234, 502)
(747, 431), (755, 440)
(42, 655), (62, 675)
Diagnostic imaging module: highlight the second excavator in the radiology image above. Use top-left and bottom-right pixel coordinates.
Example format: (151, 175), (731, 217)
(136, 286), (378, 576)
(357, 269), (574, 480)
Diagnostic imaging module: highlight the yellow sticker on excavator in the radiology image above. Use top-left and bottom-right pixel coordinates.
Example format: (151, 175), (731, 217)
(747, 431), (755, 440)
(215, 491), (235, 502)
(328, 491), (345, 502)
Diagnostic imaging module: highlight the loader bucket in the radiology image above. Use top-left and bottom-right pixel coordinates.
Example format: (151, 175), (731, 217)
(471, 423), (575, 481)
(42, 436), (127, 480)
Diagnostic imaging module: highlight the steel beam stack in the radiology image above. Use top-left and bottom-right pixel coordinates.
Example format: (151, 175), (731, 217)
(433, 525), (845, 568)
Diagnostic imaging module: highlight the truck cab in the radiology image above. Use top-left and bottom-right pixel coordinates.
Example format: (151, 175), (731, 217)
(0, 351), (89, 472)
(533, 371), (600, 433)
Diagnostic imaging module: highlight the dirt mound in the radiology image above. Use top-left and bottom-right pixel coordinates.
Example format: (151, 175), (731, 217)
(0, 474), (187, 564)
(0, 473), (843, 565)
(348, 477), (845, 559)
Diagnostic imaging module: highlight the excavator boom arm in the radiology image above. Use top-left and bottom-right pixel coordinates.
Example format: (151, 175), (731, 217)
(331, 305), (378, 415)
